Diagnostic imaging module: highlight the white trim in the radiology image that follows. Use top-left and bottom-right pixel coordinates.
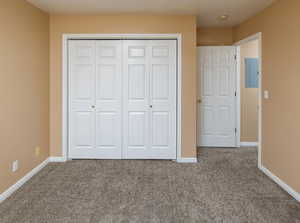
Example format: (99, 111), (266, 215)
(257, 33), (263, 169)
(234, 33), (262, 46)
(0, 158), (49, 203)
(49, 157), (67, 162)
(240, 142), (258, 147)
(236, 46), (241, 147)
(62, 34), (183, 162)
(62, 34), (180, 40)
(176, 34), (182, 162)
(176, 158), (198, 163)
(260, 165), (300, 203)
(234, 32), (262, 168)
(62, 35), (69, 161)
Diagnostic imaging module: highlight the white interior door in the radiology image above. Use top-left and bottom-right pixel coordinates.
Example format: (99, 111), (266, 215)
(123, 40), (177, 159)
(197, 46), (237, 147)
(69, 40), (122, 159)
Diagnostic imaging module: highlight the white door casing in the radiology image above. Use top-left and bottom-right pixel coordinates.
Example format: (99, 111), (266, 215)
(69, 40), (122, 159)
(123, 40), (177, 159)
(197, 46), (237, 147)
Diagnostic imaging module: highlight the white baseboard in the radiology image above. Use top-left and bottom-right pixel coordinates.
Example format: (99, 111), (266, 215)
(176, 157), (198, 163)
(260, 165), (300, 203)
(49, 157), (67, 162)
(0, 157), (68, 203)
(240, 142), (258, 147)
(0, 158), (49, 203)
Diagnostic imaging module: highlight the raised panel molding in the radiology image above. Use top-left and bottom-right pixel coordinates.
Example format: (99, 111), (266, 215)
(128, 46), (145, 57)
(96, 112), (117, 147)
(219, 68), (230, 96)
(97, 64), (116, 99)
(152, 112), (169, 146)
(128, 64), (146, 99)
(128, 112), (146, 147)
(98, 46), (116, 57)
(74, 65), (94, 99)
(75, 112), (94, 147)
(77, 46), (92, 57)
(152, 64), (169, 100)
(152, 46), (169, 57)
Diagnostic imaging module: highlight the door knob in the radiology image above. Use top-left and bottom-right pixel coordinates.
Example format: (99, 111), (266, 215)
(91, 105), (95, 109)
(149, 105), (153, 108)
(197, 99), (202, 104)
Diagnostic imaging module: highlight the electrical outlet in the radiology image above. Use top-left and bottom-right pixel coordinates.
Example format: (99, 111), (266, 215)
(12, 160), (18, 172)
(35, 146), (41, 157)
(264, 90), (270, 99)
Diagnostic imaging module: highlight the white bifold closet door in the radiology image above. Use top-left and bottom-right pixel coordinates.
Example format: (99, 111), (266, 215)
(69, 39), (177, 160)
(123, 40), (177, 159)
(69, 40), (122, 159)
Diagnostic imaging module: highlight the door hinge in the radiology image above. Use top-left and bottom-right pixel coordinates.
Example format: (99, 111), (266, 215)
(235, 128), (237, 134)
(234, 55), (237, 60)
(235, 91), (237, 97)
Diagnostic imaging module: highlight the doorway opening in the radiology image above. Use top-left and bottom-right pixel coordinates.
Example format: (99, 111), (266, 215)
(235, 33), (262, 167)
(197, 33), (262, 168)
(237, 39), (259, 146)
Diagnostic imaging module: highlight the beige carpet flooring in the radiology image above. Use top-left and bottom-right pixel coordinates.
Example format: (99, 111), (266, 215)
(0, 147), (300, 223)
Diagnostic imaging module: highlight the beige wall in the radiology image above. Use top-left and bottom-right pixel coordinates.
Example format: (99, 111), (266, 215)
(234, 0), (300, 193)
(49, 15), (197, 158)
(0, 0), (49, 193)
(197, 27), (233, 46)
(240, 40), (259, 142)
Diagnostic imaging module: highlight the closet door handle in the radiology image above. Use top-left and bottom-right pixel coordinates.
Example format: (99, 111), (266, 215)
(149, 105), (153, 108)
(91, 105), (95, 109)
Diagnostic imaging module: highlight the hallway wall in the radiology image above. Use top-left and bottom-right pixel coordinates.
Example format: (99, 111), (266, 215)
(234, 0), (300, 194)
(240, 40), (259, 142)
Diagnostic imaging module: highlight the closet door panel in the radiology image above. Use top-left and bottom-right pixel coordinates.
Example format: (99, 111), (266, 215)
(69, 40), (122, 159)
(123, 40), (177, 159)
(69, 40), (96, 159)
(149, 40), (177, 159)
(95, 41), (122, 159)
(123, 41), (150, 158)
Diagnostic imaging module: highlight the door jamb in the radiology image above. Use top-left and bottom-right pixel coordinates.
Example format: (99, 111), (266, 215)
(235, 46), (241, 147)
(62, 34), (182, 162)
(234, 32), (263, 168)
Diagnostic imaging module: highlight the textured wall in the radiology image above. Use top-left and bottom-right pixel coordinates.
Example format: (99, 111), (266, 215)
(197, 27), (233, 46)
(0, 0), (49, 193)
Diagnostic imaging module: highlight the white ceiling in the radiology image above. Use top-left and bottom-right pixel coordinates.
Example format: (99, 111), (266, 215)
(27, 0), (275, 27)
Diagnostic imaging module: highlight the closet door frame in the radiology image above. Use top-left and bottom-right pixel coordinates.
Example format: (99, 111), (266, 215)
(62, 34), (187, 163)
